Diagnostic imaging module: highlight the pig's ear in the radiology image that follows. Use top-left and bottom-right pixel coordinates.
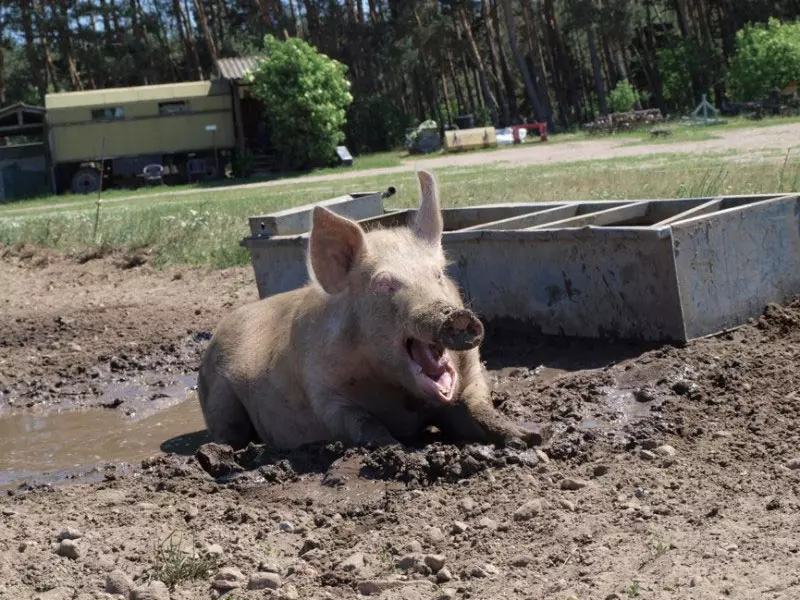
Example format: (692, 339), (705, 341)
(308, 206), (366, 295)
(412, 170), (444, 246)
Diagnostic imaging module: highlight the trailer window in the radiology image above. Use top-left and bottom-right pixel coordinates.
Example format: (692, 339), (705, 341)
(159, 101), (189, 115)
(91, 107), (125, 120)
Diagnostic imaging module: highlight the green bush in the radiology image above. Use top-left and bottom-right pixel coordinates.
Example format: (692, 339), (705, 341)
(245, 35), (353, 170)
(608, 79), (638, 113)
(729, 18), (800, 101)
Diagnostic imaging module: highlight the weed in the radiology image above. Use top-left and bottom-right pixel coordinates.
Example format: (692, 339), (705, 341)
(147, 531), (217, 589)
(626, 580), (641, 597)
(651, 540), (671, 557)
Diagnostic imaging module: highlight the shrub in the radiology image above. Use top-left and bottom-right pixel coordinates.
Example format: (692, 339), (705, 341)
(245, 35), (353, 170)
(608, 79), (638, 113)
(728, 18), (800, 101)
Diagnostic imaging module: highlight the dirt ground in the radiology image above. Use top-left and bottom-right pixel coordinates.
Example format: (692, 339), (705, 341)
(1, 245), (800, 600)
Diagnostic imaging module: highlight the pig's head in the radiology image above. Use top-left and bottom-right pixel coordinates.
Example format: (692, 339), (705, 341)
(308, 170), (484, 405)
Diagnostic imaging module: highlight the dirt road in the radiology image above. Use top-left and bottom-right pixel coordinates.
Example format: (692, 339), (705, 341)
(2, 245), (800, 599)
(5, 122), (799, 216)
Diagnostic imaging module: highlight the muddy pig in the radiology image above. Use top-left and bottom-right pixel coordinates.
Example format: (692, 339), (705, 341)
(197, 170), (538, 449)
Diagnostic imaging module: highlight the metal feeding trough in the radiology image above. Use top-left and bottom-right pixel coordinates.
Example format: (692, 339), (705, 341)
(241, 190), (800, 342)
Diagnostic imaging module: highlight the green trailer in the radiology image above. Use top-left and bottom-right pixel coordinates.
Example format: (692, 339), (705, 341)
(45, 80), (236, 194)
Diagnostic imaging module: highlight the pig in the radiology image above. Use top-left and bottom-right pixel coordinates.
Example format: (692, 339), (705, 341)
(197, 170), (538, 450)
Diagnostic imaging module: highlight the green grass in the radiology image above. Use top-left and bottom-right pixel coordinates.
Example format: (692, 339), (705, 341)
(2, 123), (799, 269)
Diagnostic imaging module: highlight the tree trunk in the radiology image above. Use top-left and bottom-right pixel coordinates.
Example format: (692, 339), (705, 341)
(481, 0), (510, 126)
(255, 0), (273, 28)
(457, 8), (499, 122)
(59, 0), (84, 90)
(194, 0), (219, 61)
(499, 0), (550, 127)
(19, 0), (47, 102)
(587, 27), (607, 115)
(520, 0), (553, 119)
(36, 1), (60, 92)
(491, 0), (519, 122)
(448, 51), (466, 114)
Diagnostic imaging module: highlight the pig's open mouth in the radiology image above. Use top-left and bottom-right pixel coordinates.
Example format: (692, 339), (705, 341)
(406, 338), (458, 403)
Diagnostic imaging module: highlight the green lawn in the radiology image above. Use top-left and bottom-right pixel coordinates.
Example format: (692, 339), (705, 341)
(2, 119), (799, 270)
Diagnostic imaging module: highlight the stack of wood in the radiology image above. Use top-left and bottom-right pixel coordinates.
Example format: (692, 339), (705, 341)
(584, 109), (665, 135)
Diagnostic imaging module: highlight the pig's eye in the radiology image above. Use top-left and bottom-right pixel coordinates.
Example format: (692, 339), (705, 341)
(372, 273), (402, 294)
(435, 270), (443, 281)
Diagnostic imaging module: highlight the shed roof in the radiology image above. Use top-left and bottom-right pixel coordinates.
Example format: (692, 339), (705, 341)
(0, 102), (46, 137)
(45, 80), (229, 109)
(214, 56), (263, 83)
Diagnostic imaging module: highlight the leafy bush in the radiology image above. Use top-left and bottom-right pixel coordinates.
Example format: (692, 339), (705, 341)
(608, 79), (638, 113)
(245, 35), (353, 170)
(344, 93), (411, 154)
(729, 18), (800, 101)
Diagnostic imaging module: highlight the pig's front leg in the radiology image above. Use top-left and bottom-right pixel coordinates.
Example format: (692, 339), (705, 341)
(312, 393), (401, 447)
(438, 355), (542, 447)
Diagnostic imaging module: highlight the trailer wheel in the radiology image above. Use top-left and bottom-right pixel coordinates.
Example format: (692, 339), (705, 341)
(71, 167), (102, 194)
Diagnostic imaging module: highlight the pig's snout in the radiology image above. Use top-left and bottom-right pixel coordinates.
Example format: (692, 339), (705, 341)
(439, 308), (484, 351)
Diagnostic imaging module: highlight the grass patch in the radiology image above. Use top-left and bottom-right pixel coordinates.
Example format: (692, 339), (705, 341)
(2, 141), (799, 270)
(147, 531), (217, 589)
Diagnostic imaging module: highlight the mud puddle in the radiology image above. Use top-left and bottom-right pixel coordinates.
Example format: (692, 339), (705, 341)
(0, 376), (207, 490)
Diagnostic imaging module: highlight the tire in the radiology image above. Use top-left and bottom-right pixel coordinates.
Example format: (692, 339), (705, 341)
(70, 167), (102, 195)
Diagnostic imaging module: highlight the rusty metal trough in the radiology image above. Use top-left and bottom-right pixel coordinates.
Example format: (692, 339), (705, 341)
(241, 190), (800, 342)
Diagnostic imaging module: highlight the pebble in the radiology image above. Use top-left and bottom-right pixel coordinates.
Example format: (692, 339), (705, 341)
(2, 508), (15, 516)
(634, 387), (655, 402)
(558, 499), (576, 512)
(478, 517), (498, 530)
(484, 563), (500, 575)
(259, 559), (282, 574)
(592, 464), (609, 477)
(424, 554), (446, 573)
(470, 565), (488, 578)
(452, 521), (468, 534)
(396, 554), (420, 570)
(105, 570), (133, 597)
(766, 497), (781, 510)
(655, 445), (677, 458)
(639, 449), (657, 461)
(786, 457), (800, 470)
(248, 571), (281, 590)
(340, 552), (366, 572)
(212, 566), (246, 591)
(357, 579), (435, 596)
(17, 540), (32, 552)
(33, 589), (73, 600)
(56, 539), (81, 560)
(427, 526), (445, 542)
(534, 449), (550, 464)
(129, 582), (169, 600)
(712, 430), (732, 439)
(437, 589), (457, 600)
(560, 478), (589, 491)
(513, 500), (543, 521)
(459, 497), (475, 512)
(57, 528), (83, 541)
(436, 567), (453, 583)
(279, 583), (299, 600)
(405, 540), (423, 553)
(511, 554), (534, 567)
(279, 521), (295, 533)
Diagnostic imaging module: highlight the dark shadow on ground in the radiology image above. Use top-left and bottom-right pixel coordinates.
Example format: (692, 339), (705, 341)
(481, 318), (668, 373)
(160, 429), (212, 456)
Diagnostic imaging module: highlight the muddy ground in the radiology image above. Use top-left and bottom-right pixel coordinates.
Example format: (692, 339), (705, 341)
(1, 244), (799, 600)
